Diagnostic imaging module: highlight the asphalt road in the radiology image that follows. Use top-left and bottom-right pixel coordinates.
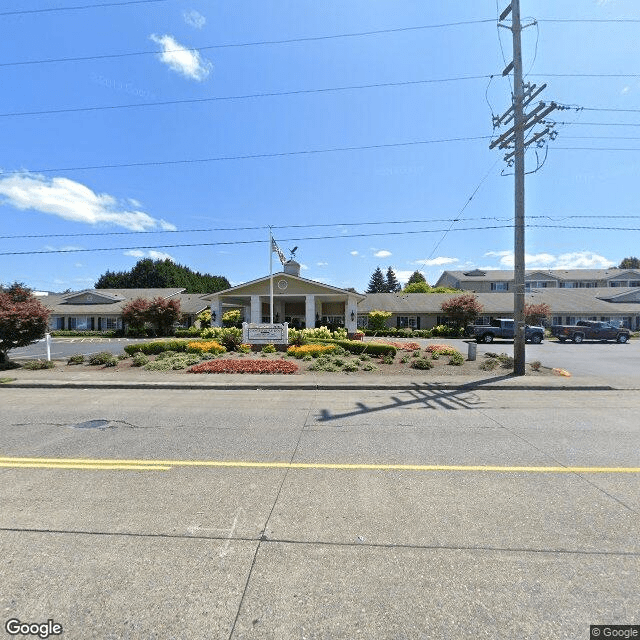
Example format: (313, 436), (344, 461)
(10, 336), (639, 379)
(1, 387), (638, 639)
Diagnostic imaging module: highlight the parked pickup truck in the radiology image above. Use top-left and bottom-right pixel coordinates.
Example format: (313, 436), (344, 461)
(467, 318), (545, 344)
(550, 320), (630, 343)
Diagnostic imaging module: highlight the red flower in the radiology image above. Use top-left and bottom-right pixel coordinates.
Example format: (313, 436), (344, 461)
(189, 359), (298, 374)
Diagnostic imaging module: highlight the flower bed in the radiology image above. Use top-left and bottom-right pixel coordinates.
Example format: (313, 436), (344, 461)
(425, 344), (461, 356)
(287, 344), (337, 358)
(373, 340), (421, 351)
(189, 359), (299, 374)
(186, 340), (226, 354)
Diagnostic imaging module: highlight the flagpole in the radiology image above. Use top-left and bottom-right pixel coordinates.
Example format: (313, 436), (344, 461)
(269, 228), (274, 324)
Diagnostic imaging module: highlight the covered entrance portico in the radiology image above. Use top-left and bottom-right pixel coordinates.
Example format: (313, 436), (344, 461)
(203, 264), (364, 333)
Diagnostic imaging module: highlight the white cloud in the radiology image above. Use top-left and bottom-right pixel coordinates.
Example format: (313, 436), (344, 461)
(44, 244), (83, 252)
(350, 250), (359, 256)
(300, 263), (309, 270)
(316, 261), (328, 267)
(183, 9), (206, 29)
(150, 34), (212, 81)
(393, 270), (417, 285)
(374, 250), (392, 258)
(74, 263), (83, 268)
(124, 250), (175, 261)
(484, 250), (615, 269)
(621, 86), (631, 95)
(0, 173), (175, 232)
(415, 256), (458, 266)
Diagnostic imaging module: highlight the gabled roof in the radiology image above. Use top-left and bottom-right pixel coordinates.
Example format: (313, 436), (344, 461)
(61, 289), (125, 304)
(437, 268), (640, 283)
(202, 272), (365, 300)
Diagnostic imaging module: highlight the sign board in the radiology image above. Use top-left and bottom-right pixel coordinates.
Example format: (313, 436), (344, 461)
(242, 322), (289, 345)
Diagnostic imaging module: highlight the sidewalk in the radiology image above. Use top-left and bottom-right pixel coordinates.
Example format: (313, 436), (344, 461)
(2, 365), (638, 391)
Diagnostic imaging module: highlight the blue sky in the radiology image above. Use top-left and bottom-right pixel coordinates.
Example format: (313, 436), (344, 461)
(1, 0), (640, 293)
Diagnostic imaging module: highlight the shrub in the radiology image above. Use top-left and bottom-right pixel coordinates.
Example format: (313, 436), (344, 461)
(440, 294), (483, 328)
(302, 354), (313, 362)
(88, 352), (116, 365)
(310, 338), (396, 357)
(156, 350), (178, 360)
(380, 354), (395, 365)
(222, 309), (241, 327)
(50, 330), (118, 338)
(400, 355), (410, 364)
(261, 344), (276, 354)
(498, 354), (514, 368)
(411, 358), (433, 370)
(361, 363), (378, 371)
(343, 361), (360, 372)
(448, 351), (465, 366)
(124, 340), (191, 355)
(21, 359), (55, 370)
(143, 359), (172, 371)
(359, 354), (371, 361)
(174, 327), (202, 338)
(218, 327), (243, 352)
(237, 344), (252, 353)
(186, 340), (226, 355)
(367, 310), (392, 331)
(375, 340), (421, 351)
(287, 344), (337, 358)
(530, 360), (542, 371)
(189, 359), (298, 374)
(431, 352), (439, 360)
(480, 358), (499, 371)
(67, 354), (85, 365)
(132, 353), (150, 367)
(426, 344), (462, 356)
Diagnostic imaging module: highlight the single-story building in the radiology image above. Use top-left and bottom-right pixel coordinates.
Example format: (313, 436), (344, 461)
(360, 287), (640, 330)
(44, 288), (209, 331)
(202, 260), (365, 333)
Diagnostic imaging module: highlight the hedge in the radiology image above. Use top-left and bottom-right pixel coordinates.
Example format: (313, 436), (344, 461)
(124, 339), (194, 355)
(309, 338), (397, 357)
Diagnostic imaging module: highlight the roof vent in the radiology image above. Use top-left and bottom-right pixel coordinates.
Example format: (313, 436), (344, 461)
(283, 260), (301, 277)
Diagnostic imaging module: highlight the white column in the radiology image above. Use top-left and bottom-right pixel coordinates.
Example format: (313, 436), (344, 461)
(250, 295), (261, 324)
(305, 295), (315, 330)
(345, 296), (358, 333)
(210, 297), (223, 327)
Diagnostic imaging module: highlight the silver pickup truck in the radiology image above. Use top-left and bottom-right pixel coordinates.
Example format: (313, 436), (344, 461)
(467, 318), (545, 344)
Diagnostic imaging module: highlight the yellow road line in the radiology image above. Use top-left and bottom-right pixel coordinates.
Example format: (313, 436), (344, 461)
(0, 457), (638, 473)
(0, 462), (170, 471)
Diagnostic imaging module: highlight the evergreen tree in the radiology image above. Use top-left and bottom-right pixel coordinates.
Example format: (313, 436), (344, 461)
(619, 257), (640, 269)
(95, 259), (230, 293)
(407, 270), (426, 285)
(366, 267), (387, 293)
(385, 267), (401, 292)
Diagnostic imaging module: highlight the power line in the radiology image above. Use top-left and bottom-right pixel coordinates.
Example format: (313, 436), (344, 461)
(0, 0), (169, 17)
(3, 214), (640, 241)
(0, 19), (495, 67)
(0, 76), (495, 119)
(531, 73), (640, 78)
(538, 18), (640, 23)
(553, 147), (640, 151)
(3, 135), (493, 175)
(3, 223), (639, 256)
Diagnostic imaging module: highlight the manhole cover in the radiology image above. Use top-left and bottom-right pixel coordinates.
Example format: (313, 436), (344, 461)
(71, 419), (111, 430)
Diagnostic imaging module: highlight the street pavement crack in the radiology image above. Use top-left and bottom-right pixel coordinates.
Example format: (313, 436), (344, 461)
(226, 391), (317, 640)
(478, 409), (638, 514)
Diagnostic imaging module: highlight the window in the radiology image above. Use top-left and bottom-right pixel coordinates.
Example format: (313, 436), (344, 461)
(609, 281), (627, 287)
(52, 317), (64, 330)
(525, 280), (551, 290)
(357, 316), (368, 329)
(630, 281), (640, 287)
(490, 282), (508, 291)
(396, 316), (418, 329)
(101, 317), (120, 330)
(559, 282), (578, 288)
(552, 316), (562, 325)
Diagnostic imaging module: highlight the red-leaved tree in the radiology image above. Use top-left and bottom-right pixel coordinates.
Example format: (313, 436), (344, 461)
(524, 302), (551, 326)
(122, 296), (181, 336)
(0, 284), (50, 364)
(440, 293), (483, 328)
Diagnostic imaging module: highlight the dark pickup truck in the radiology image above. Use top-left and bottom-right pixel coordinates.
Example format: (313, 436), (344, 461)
(467, 318), (545, 344)
(550, 320), (630, 343)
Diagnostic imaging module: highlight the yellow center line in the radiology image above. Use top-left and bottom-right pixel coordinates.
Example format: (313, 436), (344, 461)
(0, 457), (638, 473)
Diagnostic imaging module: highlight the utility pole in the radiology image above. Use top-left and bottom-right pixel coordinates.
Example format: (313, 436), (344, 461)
(492, 0), (557, 376)
(512, 0), (526, 376)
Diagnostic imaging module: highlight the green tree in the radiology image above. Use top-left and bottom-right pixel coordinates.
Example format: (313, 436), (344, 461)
(403, 281), (431, 293)
(407, 270), (426, 285)
(440, 294), (483, 328)
(367, 310), (392, 331)
(122, 296), (181, 336)
(366, 267), (387, 293)
(385, 267), (401, 293)
(0, 284), (50, 365)
(95, 258), (230, 294)
(619, 257), (640, 269)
